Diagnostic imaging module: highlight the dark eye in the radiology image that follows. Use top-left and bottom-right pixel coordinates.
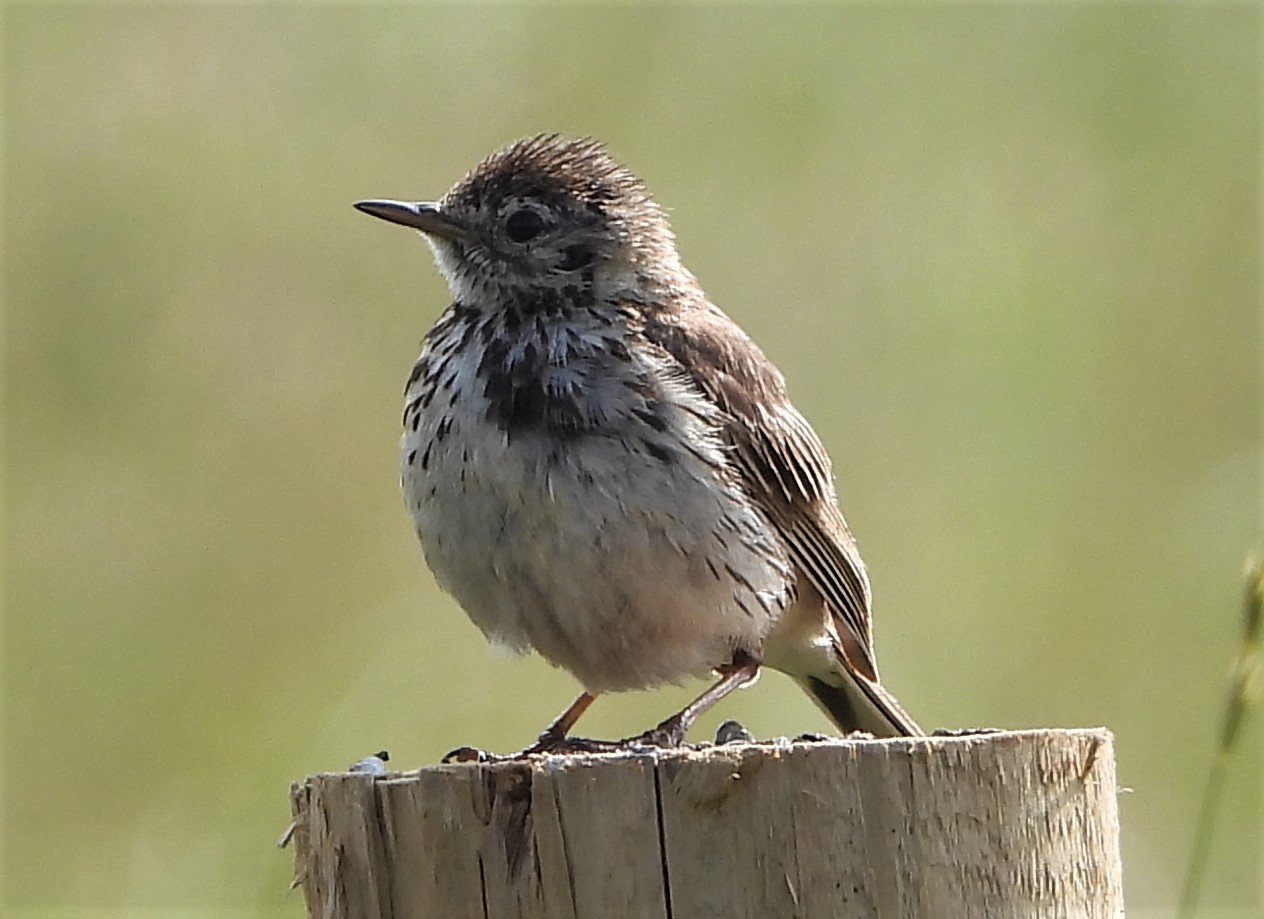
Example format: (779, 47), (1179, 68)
(505, 209), (546, 243)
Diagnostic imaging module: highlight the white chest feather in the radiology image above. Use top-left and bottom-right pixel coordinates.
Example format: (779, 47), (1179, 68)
(400, 304), (794, 692)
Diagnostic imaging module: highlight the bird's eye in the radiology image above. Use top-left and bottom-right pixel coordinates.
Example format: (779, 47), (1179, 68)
(505, 209), (546, 243)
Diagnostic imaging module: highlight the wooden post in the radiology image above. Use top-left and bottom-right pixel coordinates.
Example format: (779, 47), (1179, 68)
(287, 728), (1122, 918)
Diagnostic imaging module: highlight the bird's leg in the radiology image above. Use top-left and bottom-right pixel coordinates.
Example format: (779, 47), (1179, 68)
(628, 652), (762, 749)
(441, 692), (611, 763)
(520, 691), (608, 754)
(444, 655), (764, 763)
(542, 691), (598, 740)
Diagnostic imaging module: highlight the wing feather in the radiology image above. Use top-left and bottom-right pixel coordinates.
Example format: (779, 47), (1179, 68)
(641, 300), (880, 680)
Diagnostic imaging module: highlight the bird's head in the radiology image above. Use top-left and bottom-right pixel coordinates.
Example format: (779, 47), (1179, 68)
(356, 135), (684, 306)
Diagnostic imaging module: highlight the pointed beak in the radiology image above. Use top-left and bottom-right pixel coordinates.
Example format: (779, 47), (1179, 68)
(353, 199), (469, 241)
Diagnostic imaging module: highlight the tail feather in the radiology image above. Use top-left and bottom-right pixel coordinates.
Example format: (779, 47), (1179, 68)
(799, 672), (922, 738)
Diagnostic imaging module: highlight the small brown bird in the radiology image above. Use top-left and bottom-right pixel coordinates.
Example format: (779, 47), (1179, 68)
(356, 135), (921, 751)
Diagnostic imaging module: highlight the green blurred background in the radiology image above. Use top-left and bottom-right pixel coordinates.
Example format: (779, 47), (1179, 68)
(4, 3), (1259, 916)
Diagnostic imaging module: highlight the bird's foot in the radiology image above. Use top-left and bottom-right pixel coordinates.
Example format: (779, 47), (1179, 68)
(621, 714), (689, 750)
(931, 727), (1006, 738)
(519, 732), (623, 757)
(440, 733), (624, 764)
(440, 710), (700, 764)
(440, 745), (500, 764)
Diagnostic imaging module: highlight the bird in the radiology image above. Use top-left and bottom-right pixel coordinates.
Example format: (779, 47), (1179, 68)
(355, 134), (921, 753)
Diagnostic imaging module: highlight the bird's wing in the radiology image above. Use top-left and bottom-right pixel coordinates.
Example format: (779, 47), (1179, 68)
(641, 301), (880, 681)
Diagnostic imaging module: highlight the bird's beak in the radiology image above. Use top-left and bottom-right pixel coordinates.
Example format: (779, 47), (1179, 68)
(353, 199), (469, 241)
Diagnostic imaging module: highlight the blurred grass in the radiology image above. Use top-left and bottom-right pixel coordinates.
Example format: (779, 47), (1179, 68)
(1179, 558), (1263, 917)
(3, 3), (1259, 916)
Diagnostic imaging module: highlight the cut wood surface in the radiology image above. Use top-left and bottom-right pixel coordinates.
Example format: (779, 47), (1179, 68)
(288, 728), (1122, 918)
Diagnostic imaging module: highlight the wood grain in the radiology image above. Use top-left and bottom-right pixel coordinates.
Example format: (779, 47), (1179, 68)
(288, 729), (1123, 918)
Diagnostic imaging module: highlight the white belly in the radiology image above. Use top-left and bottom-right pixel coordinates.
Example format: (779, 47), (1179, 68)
(401, 333), (794, 692)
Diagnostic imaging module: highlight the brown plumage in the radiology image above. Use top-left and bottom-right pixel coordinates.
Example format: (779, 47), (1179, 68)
(356, 135), (920, 750)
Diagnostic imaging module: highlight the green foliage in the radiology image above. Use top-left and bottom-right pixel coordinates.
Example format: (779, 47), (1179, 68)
(4, 4), (1259, 915)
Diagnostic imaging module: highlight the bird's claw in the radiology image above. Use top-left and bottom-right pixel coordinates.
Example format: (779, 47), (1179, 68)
(931, 727), (1004, 738)
(441, 745), (495, 764)
(440, 735), (624, 764)
(622, 716), (688, 750)
(441, 713), (694, 765)
(520, 733), (623, 757)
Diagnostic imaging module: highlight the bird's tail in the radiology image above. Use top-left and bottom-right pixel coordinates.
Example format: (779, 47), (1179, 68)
(797, 668), (923, 737)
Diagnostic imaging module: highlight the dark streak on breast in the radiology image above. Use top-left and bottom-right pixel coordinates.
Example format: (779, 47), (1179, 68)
(476, 294), (607, 441)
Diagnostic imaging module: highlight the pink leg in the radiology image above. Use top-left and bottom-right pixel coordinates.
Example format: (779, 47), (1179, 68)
(630, 653), (762, 748)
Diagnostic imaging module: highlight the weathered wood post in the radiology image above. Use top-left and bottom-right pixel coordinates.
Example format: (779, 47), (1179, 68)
(287, 728), (1122, 918)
